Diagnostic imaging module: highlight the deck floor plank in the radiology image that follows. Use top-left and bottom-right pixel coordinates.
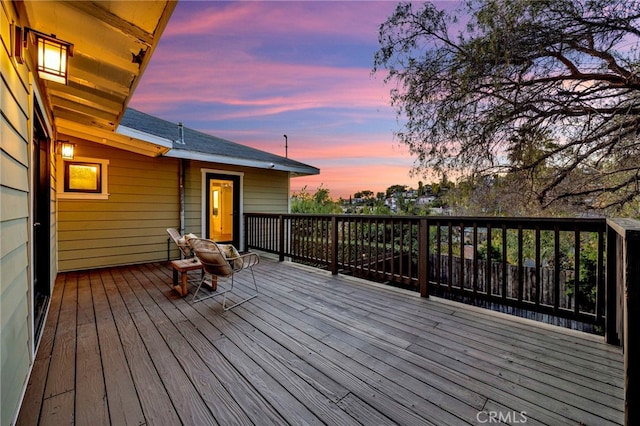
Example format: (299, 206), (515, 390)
(90, 270), (146, 426)
(132, 265), (258, 425)
(40, 272), (77, 424)
(101, 268), (182, 426)
(16, 273), (67, 426)
(18, 257), (624, 425)
(278, 273), (623, 414)
(75, 272), (109, 426)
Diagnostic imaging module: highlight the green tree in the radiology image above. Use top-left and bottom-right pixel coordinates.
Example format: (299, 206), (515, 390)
(374, 0), (640, 212)
(354, 190), (376, 204)
(386, 184), (408, 199)
(291, 185), (342, 214)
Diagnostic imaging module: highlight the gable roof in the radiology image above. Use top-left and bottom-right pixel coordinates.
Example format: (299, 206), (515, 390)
(119, 108), (319, 176)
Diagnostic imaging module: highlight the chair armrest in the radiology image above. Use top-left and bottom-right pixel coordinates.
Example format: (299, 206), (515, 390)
(228, 252), (260, 270)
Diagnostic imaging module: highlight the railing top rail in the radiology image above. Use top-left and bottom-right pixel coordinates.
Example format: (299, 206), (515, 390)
(607, 218), (640, 240)
(246, 213), (606, 230)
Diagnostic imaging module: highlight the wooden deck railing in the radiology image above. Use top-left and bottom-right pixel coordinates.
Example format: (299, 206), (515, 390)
(246, 214), (606, 326)
(245, 213), (638, 425)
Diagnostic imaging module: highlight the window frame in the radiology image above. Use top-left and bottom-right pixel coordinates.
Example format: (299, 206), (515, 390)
(57, 156), (110, 200)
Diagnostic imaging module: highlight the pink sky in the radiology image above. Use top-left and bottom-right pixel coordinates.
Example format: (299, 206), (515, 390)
(130, 1), (450, 199)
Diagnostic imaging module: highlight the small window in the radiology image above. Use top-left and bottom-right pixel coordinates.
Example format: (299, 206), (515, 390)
(57, 156), (109, 200)
(64, 161), (102, 193)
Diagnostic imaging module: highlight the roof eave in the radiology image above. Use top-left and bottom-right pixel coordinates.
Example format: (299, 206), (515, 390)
(117, 124), (174, 149)
(166, 149), (320, 176)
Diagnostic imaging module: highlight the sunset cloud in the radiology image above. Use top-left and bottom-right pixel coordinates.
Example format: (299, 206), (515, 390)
(130, 1), (426, 198)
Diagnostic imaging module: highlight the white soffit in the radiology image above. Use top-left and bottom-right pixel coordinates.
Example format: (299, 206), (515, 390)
(57, 118), (172, 157)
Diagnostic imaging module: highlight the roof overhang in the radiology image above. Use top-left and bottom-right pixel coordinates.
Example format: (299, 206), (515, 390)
(17, 1), (176, 135)
(58, 118), (172, 157)
(166, 149), (320, 176)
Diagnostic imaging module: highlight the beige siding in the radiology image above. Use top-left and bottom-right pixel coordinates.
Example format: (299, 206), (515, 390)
(244, 170), (290, 213)
(1, 3), (33, 425)
(57, 142), (180, 271)
(182, 161), (290, 244)
(183, 159), (202, 233)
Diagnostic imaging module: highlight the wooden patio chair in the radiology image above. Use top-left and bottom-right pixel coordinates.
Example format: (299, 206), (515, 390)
(166, 228), (204, 296)
(166, 227), (195, 259)
(188, 238), (260, 308)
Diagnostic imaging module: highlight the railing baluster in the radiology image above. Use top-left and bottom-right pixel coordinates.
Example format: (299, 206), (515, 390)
(459, 222), (465, 292)
(278, 215), (284, 261)
(436, 222), (442, 288)
(502, 224), (507, 301)
(486, 223), (492, 296)
(420, 218), (429, 297)
(574, 228), (581, 316)
(448, 221), (453, 291)
(473, 223), (478, 298)
(596, 228), (605, 325)
(535, 226), (541, 307)
(554, 226), (561, 313)
(330, 216), (338, 274)
(390, 219), (396, 279)
(518, 225), (523, 303)
(382, 218), (387, 279)
(399, 219), (404, 281)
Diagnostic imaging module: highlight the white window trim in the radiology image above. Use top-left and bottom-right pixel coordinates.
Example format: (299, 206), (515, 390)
(56, 155), (110, 200)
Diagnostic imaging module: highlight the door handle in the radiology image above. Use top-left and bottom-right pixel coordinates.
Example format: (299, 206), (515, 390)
(34, 222), (41, 227)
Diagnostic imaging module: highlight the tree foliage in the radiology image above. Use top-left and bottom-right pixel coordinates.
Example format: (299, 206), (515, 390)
(291, 185), (343, 214)
(374, 0), (640, 211)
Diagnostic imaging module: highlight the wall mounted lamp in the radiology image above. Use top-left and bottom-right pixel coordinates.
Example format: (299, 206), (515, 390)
(13, 25), (74, 85)
(60, 141), (76, 160)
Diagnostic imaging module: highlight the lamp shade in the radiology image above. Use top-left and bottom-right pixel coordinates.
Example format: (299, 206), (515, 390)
(61, 142), (75, 159)
(36, 34), (70, 84)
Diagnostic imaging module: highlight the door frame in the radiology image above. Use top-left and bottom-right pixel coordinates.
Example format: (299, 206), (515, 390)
(30, 101), (52, 356)
(200, 169), (244, 249)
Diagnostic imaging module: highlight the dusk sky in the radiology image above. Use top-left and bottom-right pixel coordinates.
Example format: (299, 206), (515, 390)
(130, 1), (455, 199)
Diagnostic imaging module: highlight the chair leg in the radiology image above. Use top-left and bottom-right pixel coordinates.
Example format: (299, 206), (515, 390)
(222, 268), (258, 311)
(192, 273), (228, 303)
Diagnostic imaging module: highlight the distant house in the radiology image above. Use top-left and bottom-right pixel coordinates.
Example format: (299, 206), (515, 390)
(415, 195), (436, 206)
(0, 2), (317, 424)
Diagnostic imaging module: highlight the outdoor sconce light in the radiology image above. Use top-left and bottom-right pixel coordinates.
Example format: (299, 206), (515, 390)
(12, 26), (73, 85)
(36, 31), (73, 84)
(60, 142), (76, 160)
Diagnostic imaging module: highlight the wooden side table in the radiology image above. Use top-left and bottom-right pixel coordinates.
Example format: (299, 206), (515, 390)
(170, 258), (216, 296)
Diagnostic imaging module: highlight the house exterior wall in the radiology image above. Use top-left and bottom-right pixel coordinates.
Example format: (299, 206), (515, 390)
(1, 3), (57, 424)
(57, 141), (180, 271)
(183, 160), (290, 247)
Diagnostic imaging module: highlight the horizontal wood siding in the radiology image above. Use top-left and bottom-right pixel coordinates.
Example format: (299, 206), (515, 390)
(57, 141), (180, 271)
(244, 170), (289, 213)
(183, 161), (290, 234)
(1, 3), (33, 425)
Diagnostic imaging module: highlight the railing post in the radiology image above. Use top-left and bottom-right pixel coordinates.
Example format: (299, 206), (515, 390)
(606, 218), (640, 426)
(244, 214), (249, 251)
(622, 223), (640, 426)
(626, 243), (639, 426)
(418, 218), (428, 297)
(606, 224), (619, 345)
(331, 216), (339, 275)
(278, 215), (285, 262)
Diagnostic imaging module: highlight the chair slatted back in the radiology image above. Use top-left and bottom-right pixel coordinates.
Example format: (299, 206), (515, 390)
(190, 238), (234, 277)
(167, 228), (192, 258)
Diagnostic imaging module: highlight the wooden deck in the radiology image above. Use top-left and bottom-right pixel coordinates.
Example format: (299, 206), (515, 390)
(17, 256), (624, 425)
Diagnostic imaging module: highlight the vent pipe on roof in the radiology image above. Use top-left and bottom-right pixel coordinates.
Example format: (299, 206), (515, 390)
(177, 122), (185, 145)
